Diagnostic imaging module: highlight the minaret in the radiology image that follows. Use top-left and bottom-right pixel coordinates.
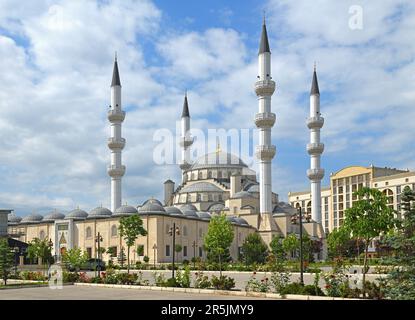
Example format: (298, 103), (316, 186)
(179, 93), (193, 181)
(255, 18), (278, 244)
(107, 54), (126, 212)
(306, 64), (325, 223)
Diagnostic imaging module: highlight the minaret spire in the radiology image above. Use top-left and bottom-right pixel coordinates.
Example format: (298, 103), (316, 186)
(179, 93), (194, 180)
(255, 18), (278, 245)
(307, 65), (325, 224)
(108, 54), (126, 212)
(181, 91), (190, 118)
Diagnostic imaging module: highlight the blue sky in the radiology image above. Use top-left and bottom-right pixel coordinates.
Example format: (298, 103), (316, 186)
(0, 0), (414, 216)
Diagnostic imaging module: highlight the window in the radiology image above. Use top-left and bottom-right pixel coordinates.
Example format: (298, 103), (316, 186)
(208, 171), (212, 178)
(196, 194), (201, 202)
(86, 247), (92, 259)
(199, 171), (203, 179)
(199, 228), (203, 238)
(183, 225), (188, 236)
(109, 246), (117, 258)
(111, 225), (117, 237)
(385, 181), (389, 186)
(183, 246), (188, 257)
(39, 230), (45, 240)
(166, 245), (170, 257)
(374, 183), (378, 187)
(86, 227), (92, 239)
(199, 247), (203, 257)
(166, 224), (170, 234)
(218, 171), (222, 178)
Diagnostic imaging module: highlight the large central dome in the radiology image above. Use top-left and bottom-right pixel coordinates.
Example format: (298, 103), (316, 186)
(190, 151), (248, 170)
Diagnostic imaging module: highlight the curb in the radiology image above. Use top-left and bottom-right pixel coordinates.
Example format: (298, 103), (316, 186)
(73, 283), (358, 300)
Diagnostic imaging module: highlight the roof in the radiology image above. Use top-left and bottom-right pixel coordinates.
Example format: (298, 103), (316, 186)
(258, 21), (271, 54)
(232, 191), (255, 199)
(310, 69), (320, 95)
(114, 205), (138, 216)
(111, 57), (121, 87)
(43, 210), (65, 221)
(190, 151), (248, 170)
(139, 199), (166, 214)
(21, 213), (43, 223)
(179, 182), (224, 193)
(65, 209), (88, 220)
(164, 206), (183, 215)
(88, 207), (112, 218)
(181, 95), (190, 118)
(8, 213), (22, 224)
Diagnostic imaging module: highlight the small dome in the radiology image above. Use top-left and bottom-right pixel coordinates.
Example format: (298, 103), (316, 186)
(8, 213), (22, 224)
(234, 217), (249, 226)
(21, 213), (43, 224)
(207, 203), (225, 213)
(114, 205), (138, 216)
(165, 206), (183, 216)
(183, 210), (199, 218)
(197, 212), (211, 220)
(180, 204), (198, 212)
(226, 215), (238, 223)
(88, 207), (112, 219)
(245, 184), (259, 193)
(65, 209), (88, 220)
(43, 210), (65, 222)
(232, 191), (255, 199)
(139, 199), (166, 214)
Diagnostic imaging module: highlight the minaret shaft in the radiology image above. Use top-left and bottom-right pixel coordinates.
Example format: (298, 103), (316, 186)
(107, 58), (125, 212)
(179, 95), (193, 180)
(307, 70), (324, 223)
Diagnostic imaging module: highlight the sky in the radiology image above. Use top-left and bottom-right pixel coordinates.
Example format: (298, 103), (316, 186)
(0, 0), (414, 216)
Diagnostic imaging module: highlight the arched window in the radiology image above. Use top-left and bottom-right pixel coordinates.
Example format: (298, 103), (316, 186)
(208, 171), (212, 179)
(111, 225), (118, 237)
(218, 171), (222, 178)
(208, 194), (213, 201)
(196, 193), (201, 202)
(192, 172), (196, 180)
(39, 230), (45, 240)
(183, 225), (188, 236)
(198, 171), (203, 180)
(306, 201), (312, 215)
(86, 227), (92, 239)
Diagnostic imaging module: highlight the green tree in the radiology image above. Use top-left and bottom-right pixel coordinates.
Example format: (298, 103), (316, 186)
(327, 228), (350, 259)
(282, 233), (299, 259)
(175, 244), (182, 254)
(0, 239), (14, 286)
(62, 247), (88, 272)
(343, 187), (396, 295)
(119, 215), (147, 274)
(270, 235), (285, 263)
(204, 214), (234, 277)
(26, 238), (53, 268)
(241, 233), (268, 265)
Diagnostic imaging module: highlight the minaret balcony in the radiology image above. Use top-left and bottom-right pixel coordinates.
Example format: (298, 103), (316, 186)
(307, 168), (325, 181)
(107, 137), (126, 150)
(255, 145), (276, 161)
(255, 112), (276, 128)
(306, 116), (324, 129)
(307, 143), (324, 155)
(179, 136), (194, 148)
(107, 165), (126, 177)
(254, 79), (276, 96)
(108, 110), (126, 122)
(179, 162), (192, 171)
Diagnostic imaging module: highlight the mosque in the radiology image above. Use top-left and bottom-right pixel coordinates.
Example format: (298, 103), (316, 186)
(3, 20), (326, 264)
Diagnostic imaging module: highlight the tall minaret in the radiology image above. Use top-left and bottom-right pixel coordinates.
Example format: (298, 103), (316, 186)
(255, 18), (278, 244)
(306, 65), (325, 223)
(107, 54), (126, 212)
(179, 93), (193, 181)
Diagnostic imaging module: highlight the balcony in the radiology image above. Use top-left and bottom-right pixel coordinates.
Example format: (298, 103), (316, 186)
(107, 165), (126, 177)
(107, 109), (126, 122)
(179, 136), (194, 148)
(307, 168), (325, 181)
(255, 145), (276, 160)
(107, 137), (126, 150)
(254, 79), (276, 96)
(306, 142), (324, 155)
(255, 112), (276, 128)
(306, 116), (324, 129)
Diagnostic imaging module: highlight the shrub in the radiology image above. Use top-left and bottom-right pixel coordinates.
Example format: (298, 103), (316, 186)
(182, 259), (189, 265)
(116, 273), (138, 285)
(78, 272), (91, 283)
(143, 256), (150, 264)
(193, 271), (211, 289)
(270, 271), (291, 293)
(175, 266), (191, 288)
(302, 284), (325, 296)
(245, 273), (271, 293)
(322, 271), (349, 297)
(90, 276), (103, 284)
(20, 271), (47, 281)
(153, 271), (167, 286)
(167, 264), (178, 270)
(63, 272), (79, 283)
(279, 282), (305, 295)
(211, 275), (235, 290)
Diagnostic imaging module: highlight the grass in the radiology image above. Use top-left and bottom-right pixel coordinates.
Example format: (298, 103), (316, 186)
(0, 281), (48, 288)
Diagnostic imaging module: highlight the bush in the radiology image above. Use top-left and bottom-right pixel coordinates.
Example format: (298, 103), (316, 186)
(167, 264), (179, 270)
(270, 271), (291, 293)
(78, 272), (91, 283)
(115, 273), (138, 285)
(193, 271), (211, 289)
(63, 272), (79, 283)
(20, 271), (47, 281)
(143, 256), (150, 263)
(211, 275), (235, 290)
(90, 276), (103, 284)
(245, 273), (271, 293)
(302, 284), (325, 296)
(182, 259), (189, 265)
(175, 266), (191, 288)
(153, 271), (167, 286)
(279, 282), (305, 295)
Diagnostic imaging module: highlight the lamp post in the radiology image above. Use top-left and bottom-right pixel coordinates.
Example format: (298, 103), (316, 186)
(152, 244), (157, 269)
(192, 241), (197, 269)
(291, 207), (304, 285)
(47, 238), (53, 277)
(168, 223), (180, 279)
(95, 232), (103, 277)
(14, 247), (19, 277)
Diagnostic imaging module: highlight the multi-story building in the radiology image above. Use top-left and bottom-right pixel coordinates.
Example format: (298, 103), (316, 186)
(289, 165), (415, 234)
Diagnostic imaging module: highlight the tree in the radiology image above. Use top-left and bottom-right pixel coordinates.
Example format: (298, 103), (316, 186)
(241, 233), (268, 265)
(282, 233), (299, 259)
(204, 214), (234, 277)
(0, 239), (14, 286)
(270, 235), (286, 264)
(26, 238), (53, 269)
(175, 244), (182, 254)
(62, 248), (88, 272)
(327, 228), (350, 259)
(343, 187), (396, 295)
(119, 215), (147, 274)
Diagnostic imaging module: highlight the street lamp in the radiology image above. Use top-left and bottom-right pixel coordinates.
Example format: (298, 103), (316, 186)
(192, 241), (198, 269)
(168, 223), (180, 279)
(95, 232), (103, 277)
(152, 244), (157, 269)
(291, 207), (304, 285)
